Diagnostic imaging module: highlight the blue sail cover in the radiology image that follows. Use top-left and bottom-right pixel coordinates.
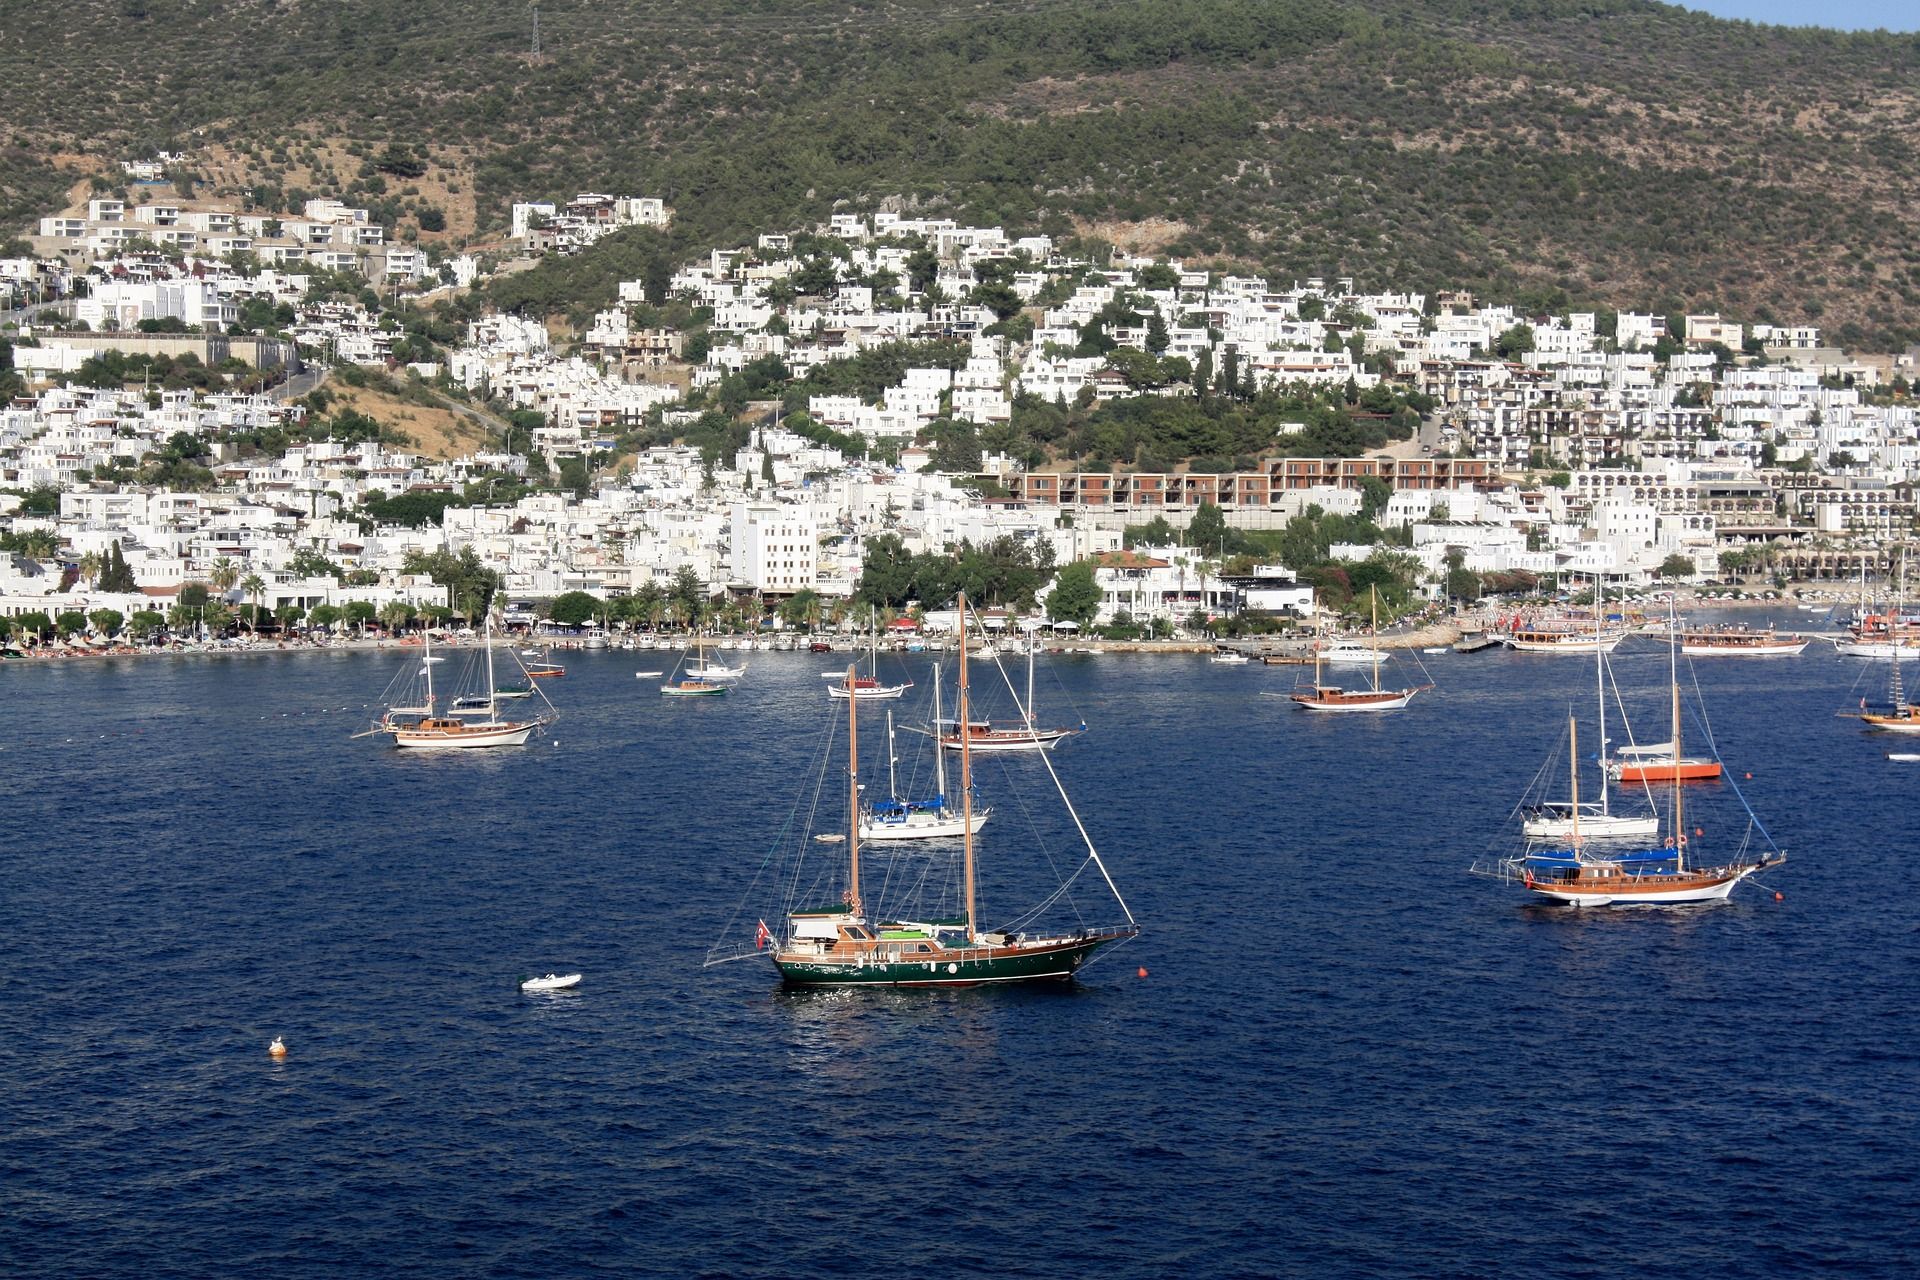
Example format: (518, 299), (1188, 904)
(872, 795), (948, 816)
(1523, 849), (1678, 867)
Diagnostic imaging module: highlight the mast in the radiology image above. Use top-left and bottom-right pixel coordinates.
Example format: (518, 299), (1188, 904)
(886, 709), (897, 803)
(1369, 586), (1381, 694)
(485, 614), (498, 719)
(1596, 576), (1609, 817)
(846, 662), (862, 914)
(933, 662), (948, 801)
(1669, 595), (1684, 872)
(869, 603), (877, 679)
(423, 629), (435, 712)
(1569, 710), (1581, 849)
(958, 595), (978, 940)
(1025, 632), (1037, 732)
(1895, 549), (1909, 710)
(1313, 590), (1324, 688)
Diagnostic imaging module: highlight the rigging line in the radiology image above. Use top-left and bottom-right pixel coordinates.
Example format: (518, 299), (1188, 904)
(780, 705), (841, 912)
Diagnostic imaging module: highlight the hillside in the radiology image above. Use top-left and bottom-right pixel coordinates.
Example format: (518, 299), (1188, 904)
(4, 1), (1918, 346)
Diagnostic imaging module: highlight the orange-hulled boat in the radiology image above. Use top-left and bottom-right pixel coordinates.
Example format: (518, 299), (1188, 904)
(1610, 755), (1723, 784)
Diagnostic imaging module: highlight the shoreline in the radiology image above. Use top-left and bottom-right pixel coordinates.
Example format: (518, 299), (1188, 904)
(0, 597), (1846, 666)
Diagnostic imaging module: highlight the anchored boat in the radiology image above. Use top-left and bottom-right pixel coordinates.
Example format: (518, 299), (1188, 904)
(709, 594), (1135, 987)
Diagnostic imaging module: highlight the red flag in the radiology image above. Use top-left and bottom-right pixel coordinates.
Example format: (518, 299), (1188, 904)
(755, 920), (772, 950)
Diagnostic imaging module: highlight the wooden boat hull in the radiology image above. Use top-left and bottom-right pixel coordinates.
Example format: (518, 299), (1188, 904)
(939, 727), (1078, 752)
(391, 721), (535, 748)
(1290, 687), (1417, 712)
(772, 931), (1131, 986)
(1861, 711), (1920, 733)
(527, 669), (565, 679)
(661, 682), (727, 697)
(1523, 864), (1759, 906)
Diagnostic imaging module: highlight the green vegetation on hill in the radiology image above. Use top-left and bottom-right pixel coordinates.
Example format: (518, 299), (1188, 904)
(5, 2), (1920, 344)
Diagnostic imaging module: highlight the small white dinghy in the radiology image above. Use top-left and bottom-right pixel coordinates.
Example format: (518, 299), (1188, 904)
(520, 973), (582, 992)
(1888, 753), (1920, 762)
(634, 670), (664, 678)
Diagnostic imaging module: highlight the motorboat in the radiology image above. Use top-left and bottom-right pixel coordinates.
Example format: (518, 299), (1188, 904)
(521, 973), (581, 991)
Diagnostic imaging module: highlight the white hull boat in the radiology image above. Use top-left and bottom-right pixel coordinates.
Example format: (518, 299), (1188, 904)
(1507, 633), (1625, 653)
(393, 721), (535, 749)
(859, 807), (991, 841)
(520, 973), (581, 991)
(1681, 638), (1808, 657)
(1833, 638), (1920, 659)
(1320, 642), (1390, 664)
(1522, 804), (1661, 841)
(940, 725), (1079, 752)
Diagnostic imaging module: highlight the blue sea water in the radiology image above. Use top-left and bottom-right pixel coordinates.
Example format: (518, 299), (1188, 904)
(2, 633), (1915, 1277)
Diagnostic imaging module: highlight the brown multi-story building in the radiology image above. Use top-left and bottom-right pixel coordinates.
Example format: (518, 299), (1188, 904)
(1014, 458), (1494, 514)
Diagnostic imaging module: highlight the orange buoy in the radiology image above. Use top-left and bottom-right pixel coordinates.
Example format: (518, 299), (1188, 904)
(1136, 967), (1149, 978)
(1745, 772), (1753, 780)
(1695, 827), (1704, 837)
(268, 1036), (287, 1058)
(1774, 892), (1784, 901)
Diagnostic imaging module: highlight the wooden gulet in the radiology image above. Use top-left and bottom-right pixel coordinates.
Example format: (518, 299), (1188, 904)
(370, 620), (544, 748)
(768, 594), (1136, 986)
(937, 633), (1082, 751)
(1290, 587), (1428, 712)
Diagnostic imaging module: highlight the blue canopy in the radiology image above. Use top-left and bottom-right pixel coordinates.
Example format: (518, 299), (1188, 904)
(1523, 849), (1677, 867)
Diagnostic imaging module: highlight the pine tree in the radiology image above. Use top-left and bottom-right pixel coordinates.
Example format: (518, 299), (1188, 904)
(1146, 309), (1170, 355)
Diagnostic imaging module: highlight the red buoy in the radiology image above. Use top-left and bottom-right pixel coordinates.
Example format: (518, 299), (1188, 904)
(1136, 967), (1149, 978)
(1774, 892), (1784, 902)
(1745, 773), (1753, 780)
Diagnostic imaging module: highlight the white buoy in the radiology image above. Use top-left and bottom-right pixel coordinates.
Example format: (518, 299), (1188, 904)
(268, 1036), (287, 1058)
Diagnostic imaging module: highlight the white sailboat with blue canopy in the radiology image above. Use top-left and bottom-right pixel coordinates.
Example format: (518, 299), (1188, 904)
(859, 665), (990, 842)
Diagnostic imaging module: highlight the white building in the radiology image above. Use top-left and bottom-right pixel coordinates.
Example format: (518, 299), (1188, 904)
(730, 501), (817, 594)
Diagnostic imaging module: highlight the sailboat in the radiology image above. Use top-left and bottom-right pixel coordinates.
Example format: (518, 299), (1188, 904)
(1524, 581), (1660, 839)
(937, 632), (1083, 751)
(1833, 559), (1920, 658)
(827, 606), (910, 700)
(363, 621), (547, 748)
(1854, 567), (1920, 731)
(1496, 597), (1785, 906)
(727, 594), (1136, 986)
(860, 666), (990, 841)
(661, 633), (728, 697)
(1290, 587), (1428, 712)
(524, 645), (566, 679)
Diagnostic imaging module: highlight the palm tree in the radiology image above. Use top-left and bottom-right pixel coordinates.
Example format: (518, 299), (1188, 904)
(379, 600), (414, 634)
(210, 556), (240, 594)
(241, 573), (266, 632)
(78, 551), (102, 588)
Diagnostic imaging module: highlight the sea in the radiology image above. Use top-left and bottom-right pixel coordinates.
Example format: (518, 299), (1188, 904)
(2, 620), (1915, 1278)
